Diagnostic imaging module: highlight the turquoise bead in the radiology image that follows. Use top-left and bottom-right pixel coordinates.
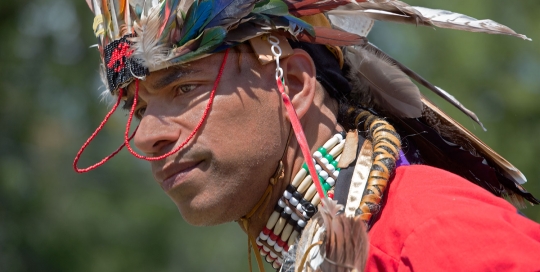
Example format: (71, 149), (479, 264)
(318, 147), (327, 157)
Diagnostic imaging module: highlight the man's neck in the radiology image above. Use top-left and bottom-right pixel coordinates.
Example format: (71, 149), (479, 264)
(239, 94), (341, 240)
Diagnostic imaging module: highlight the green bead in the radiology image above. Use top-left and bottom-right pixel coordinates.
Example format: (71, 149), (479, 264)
(302, 163), (308, 171)
(325, 154), (334, 163)
(331, 160), (338, 168)
(318, 147), (327, 157)
(323, 182), (331, 191)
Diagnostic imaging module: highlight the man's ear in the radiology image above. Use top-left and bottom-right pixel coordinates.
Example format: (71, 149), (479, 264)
(280, 48), (317, 119)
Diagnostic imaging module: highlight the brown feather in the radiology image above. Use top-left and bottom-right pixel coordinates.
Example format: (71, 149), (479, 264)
(346, 46), (423, 118)
(319, 198), (368, 272)
(364, 43), (486, 129)
(421, 97), (526, 185)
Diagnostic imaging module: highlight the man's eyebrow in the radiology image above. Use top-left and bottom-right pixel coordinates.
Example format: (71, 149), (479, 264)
(151, 66), (201, 90)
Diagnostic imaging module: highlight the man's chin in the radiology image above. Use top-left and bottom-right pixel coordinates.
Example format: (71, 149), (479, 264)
(174, 202), (233, 227)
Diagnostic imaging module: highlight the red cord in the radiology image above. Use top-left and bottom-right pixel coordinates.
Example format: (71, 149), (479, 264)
(73, 88), (137, 173)
(124, 49), (230, 161)
(276, 79), (326, 200)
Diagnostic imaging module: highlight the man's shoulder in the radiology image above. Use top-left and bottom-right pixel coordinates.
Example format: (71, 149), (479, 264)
(372, 165), (519, 234)
(366, 165), (540, 271)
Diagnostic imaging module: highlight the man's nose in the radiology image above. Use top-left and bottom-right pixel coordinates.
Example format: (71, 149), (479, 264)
(133, 114), (180, 156)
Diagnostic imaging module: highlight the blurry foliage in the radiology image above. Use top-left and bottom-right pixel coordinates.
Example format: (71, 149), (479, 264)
(1, 0), (539, 271)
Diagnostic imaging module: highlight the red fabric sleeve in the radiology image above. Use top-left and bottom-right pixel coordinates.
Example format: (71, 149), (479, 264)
(366, 165), (540, 272)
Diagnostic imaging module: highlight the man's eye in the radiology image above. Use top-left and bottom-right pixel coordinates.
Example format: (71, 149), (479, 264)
(175, 84), (197, 95)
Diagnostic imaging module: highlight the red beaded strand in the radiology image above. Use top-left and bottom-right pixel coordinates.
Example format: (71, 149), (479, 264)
(124, 49), (230, 161)
(73, 88), (136, 173)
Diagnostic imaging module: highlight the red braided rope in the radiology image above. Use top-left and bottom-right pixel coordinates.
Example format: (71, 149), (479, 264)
(124, 49), (230, 161)
(276, 79), (326, 200)
(73, 88), (137, 173)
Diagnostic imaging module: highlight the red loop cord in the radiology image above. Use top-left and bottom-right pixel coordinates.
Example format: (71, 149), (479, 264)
(124, 49), (230, 161)
(276, 79), (327, 200)
(73, 88), (137, 173)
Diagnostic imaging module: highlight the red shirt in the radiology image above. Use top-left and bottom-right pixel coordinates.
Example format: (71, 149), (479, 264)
(366, 165), (540, 271)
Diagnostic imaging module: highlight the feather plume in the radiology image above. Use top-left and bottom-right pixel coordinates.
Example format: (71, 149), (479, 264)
(178, 0), (214, 45)
(392, 103), (539, 207)
(157, 0), (181, 39)
(167, 26), (227, 64)
(131, 4), (170, 70)
(421, 97), (527, 185)
(364, 42), (486, 129)
(346, 46), (423, 118)
(319, 198), (368, 272)
(328, 11), (374, 38)
(413, 6), (531, 41)
(327, 1), (530, 40)
(206, 0), (259, 29)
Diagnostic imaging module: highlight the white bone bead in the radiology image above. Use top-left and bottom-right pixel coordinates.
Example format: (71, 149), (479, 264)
(291, 168), (307, 187)
(265, 211), (280, 229)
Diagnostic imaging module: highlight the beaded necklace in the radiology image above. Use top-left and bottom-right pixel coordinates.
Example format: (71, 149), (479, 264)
(255, 132), (346, 269)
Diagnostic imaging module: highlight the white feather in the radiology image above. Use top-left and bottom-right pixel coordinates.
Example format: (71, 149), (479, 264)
(131, 4), (170, 70)
(413, 6), (531, 41)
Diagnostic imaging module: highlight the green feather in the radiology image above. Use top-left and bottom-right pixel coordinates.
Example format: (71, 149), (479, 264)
(252, 0), (289, 16)
(170, 26), (227, 64)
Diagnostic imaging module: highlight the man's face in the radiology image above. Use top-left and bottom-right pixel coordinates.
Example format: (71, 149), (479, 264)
(131, 49), (289, 226)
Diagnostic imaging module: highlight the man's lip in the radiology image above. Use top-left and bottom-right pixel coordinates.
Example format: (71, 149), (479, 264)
(159, 161), (201, 192)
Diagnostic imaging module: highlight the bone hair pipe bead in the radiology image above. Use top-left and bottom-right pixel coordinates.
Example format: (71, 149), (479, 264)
(305, 183), (317, 201)
(280, 224), (293, 242)
(287, 230), (299, 246)
(311, 193), (320, 206)
(323, 135), (340, 150)
(265, 211), (280, 229)
(329, 141), (345, 158)
(291, 168), (307, 187)
(273, 217), (287, 235)
(297, 175), (312, 194)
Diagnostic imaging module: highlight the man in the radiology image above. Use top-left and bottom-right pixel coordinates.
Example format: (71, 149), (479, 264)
(77, 0), (540, 271)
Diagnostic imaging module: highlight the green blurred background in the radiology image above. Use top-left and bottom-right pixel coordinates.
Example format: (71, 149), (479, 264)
(1, 0), (539, 271)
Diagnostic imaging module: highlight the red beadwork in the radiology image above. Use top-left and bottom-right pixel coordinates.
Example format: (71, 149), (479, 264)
(277, 239), (286, 247)
(262, 227), (271, 235)
(107, 42), (133, 72)
(269, 232), (278, 241)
